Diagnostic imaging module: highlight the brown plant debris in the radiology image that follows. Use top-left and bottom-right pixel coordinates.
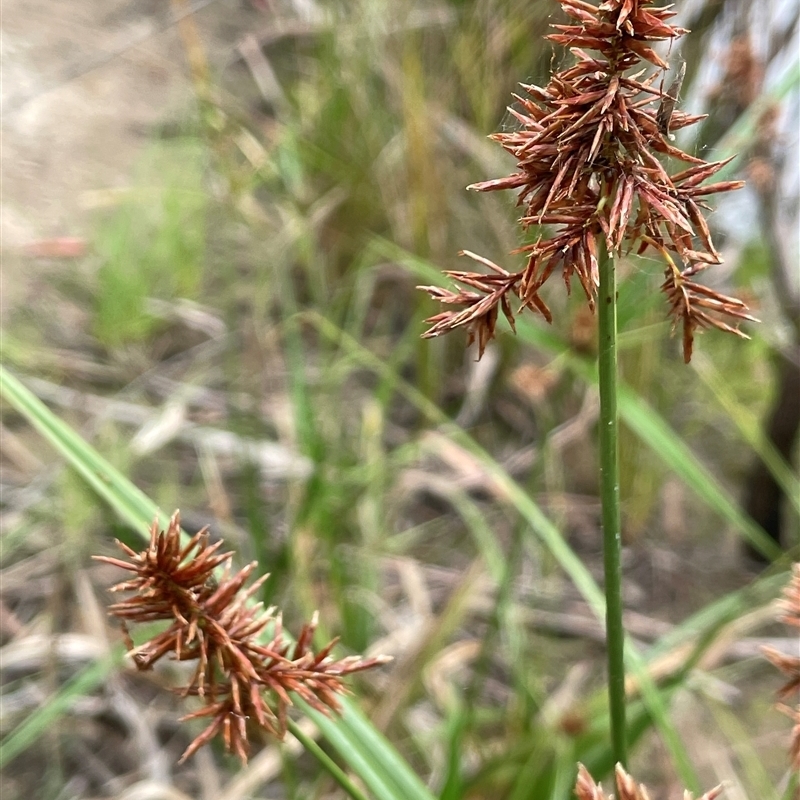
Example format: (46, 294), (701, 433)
(574, 762), (725, 800)
(763, 563), (800, 771)
(418, 0), (755, 361)
(94, 512), (390, 764)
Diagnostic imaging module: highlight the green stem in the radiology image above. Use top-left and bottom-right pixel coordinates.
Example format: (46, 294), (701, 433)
(597, 243), (627, 768)
(286, 718), (371, 800)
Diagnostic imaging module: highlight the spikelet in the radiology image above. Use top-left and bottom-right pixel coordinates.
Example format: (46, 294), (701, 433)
(418, 0), (754, 361)
(762, 563), (800, 772)
(575, 763), (725, 800)
(95, 512), (389, 763)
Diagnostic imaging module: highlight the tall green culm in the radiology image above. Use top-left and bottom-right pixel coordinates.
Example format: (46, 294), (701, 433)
(418, 0), (753, 771)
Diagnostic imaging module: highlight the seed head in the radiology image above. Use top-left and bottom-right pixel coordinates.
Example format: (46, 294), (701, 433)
(762, 563), (800, 771)
(575, 762), (725, 800)
(419, 0), (755, 361)
(95, 512), (390, 763)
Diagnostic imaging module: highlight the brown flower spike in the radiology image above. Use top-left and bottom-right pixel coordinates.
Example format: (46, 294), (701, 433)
(574, 763), (725, 800)
(762, 563), (800, 771)
(419, 0), (755, 361)
(95, 512), (389, 763)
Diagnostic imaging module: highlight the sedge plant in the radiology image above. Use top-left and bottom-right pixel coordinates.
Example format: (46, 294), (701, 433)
(0, 364), (751, 800)
(418, 0), (755, 771)
(94, 511), (390, 765)
(3, 1), (782, 796)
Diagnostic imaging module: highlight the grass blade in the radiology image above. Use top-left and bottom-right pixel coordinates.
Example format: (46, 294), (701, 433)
(0, 652), (122, 769)
(0, 367), (166, 531)
(0, 364), (435, 800)
(692, 352), (800, 520)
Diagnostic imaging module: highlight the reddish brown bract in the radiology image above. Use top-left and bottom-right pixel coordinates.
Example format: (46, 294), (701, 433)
(95, 512), (389, 764)
(763, 563), (800, 770)
(418, 0), (755, 361)
(575, 762), (725, 800)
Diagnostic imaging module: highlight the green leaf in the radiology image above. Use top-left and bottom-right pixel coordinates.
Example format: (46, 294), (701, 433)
(0, 364), (435, 800)
(0, 652), (123, 769)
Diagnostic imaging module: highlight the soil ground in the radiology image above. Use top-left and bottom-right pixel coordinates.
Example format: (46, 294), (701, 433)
(1, 0), (255, 313)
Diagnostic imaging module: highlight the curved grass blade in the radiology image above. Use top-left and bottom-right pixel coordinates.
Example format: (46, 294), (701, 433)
(300, 699), (434, 800)
(0, 365), (435, 800)
(712, 60), (800, 182)
(304, 310), (702, 792)
(0, 367), (167, 532)
(692, 352), (800, 520)
(0, 651), (122, 769)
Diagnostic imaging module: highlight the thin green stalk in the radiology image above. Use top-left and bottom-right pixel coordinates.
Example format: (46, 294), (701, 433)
(285, 719), (370, 800)
(598, 244), (627, 768)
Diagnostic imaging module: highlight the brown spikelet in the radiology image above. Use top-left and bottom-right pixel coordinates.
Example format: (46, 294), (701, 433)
(574, 762), (725, 800)
(775, 703), (800, 772)
(95, 512), (390, 764)
(763, 563), (800, 772)
(419, 0), (754, 361)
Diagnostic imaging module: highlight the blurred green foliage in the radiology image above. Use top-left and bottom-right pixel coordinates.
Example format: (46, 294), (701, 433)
(93, 140), (208, 346)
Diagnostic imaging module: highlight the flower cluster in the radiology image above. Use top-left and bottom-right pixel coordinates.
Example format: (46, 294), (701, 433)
(762, 563), (800, 771)
(95, 512), (389, 763)
(575, 763), (724, 800)
(419, 0), (755, 361)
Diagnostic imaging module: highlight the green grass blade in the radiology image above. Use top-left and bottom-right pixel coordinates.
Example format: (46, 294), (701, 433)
(692, 353), (800, 520)
(0, 652), (122, 769)
(0, 367), (166, 532)
(644, 567), (790, 662)
(513, 314), (781, 560)
(0, 364), (435, 800)
(285, 719), (371, 800)
(305, 310), (702, 791)
(301, 700), (435, 800)
(712, 60), (800, 180)
(613, 379), (782, 560)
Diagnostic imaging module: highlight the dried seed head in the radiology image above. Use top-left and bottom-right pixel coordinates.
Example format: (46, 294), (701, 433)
(95, 513), (390, 763)
(574, 763), (725, 800)
(763, 563), (800, 771)
(419, 0), (754, 361)
(775, 703), (800, 771)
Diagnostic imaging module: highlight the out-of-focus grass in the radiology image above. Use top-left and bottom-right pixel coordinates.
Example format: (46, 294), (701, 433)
(2, 1), (798, 799)
(93, 140), (208, 347)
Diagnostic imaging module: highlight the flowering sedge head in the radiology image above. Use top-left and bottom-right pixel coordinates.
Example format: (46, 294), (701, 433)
(95, 512), (390, 763)
(762, 563), (800, 771)
(418, 0), (756, 362)
(575, 762), (726, 799)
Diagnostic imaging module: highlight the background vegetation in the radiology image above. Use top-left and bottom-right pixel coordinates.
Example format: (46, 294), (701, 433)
(2, 1), (798, 798)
